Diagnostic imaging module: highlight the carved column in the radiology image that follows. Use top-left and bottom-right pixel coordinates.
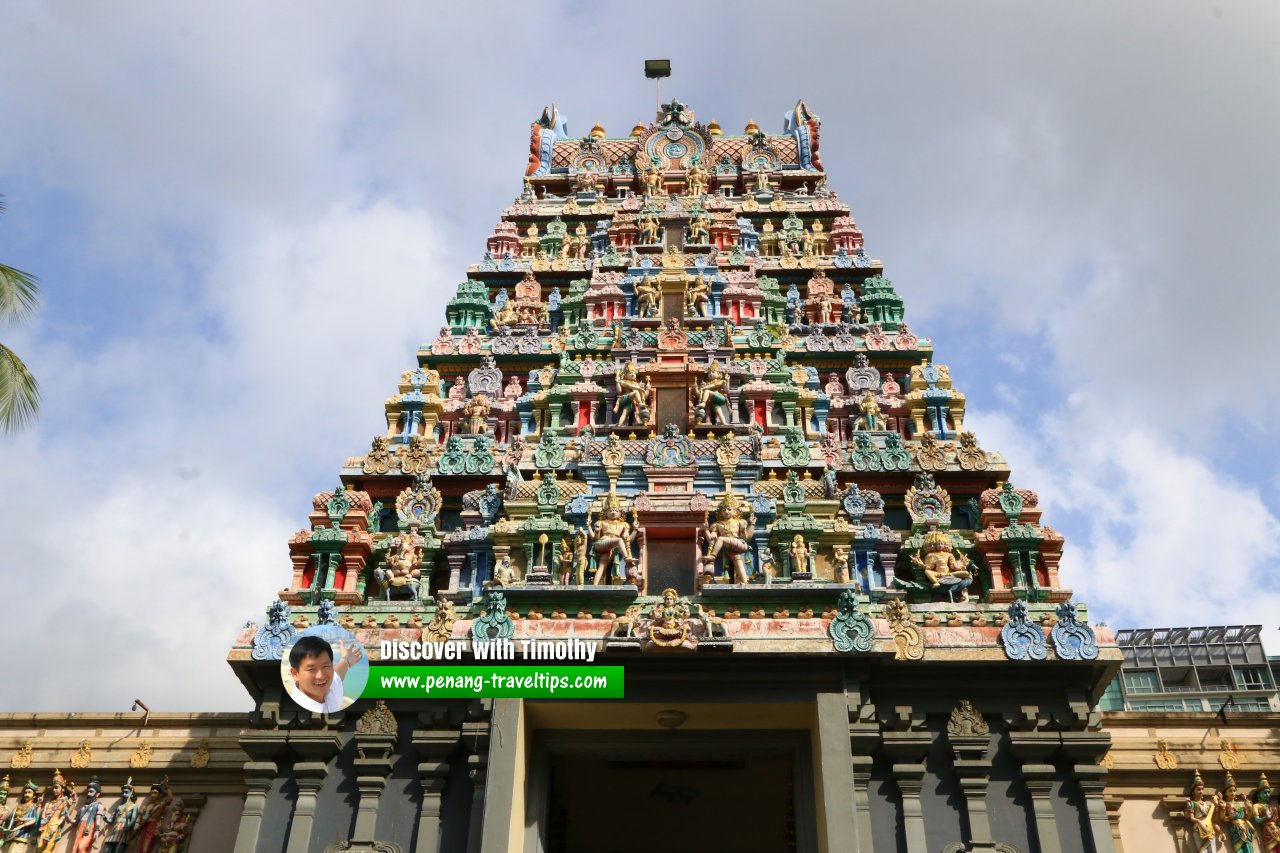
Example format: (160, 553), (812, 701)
(846, 677), (882, 853)
(881, 707), (931, 853)
(413, 710), (462, 853)
(1008, 719), (1064, 853)
(285, 731), (343, 853)
(463, 699), (494, 853)
(351, 702), (399, 844)
(945, 700), (996, 849)
(1062, 729), (1118, 853)
(232, 731), (288, 853)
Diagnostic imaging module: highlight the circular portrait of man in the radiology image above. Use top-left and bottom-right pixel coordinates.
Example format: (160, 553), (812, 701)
(280, 625), (368, 712)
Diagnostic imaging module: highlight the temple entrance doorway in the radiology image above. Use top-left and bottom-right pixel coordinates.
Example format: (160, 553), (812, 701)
(527, 730), (817, 853)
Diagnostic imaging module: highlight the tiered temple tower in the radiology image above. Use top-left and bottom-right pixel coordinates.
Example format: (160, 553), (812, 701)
(228, 99), (1121, 853)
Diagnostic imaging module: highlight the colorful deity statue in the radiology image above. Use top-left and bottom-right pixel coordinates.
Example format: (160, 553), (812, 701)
(556, 533), (576, 586)
(35, 771), (74, 853)
(1186, 770), (1219, 853)
(489, 298), (519, 329)
(696, 361), (730, 425)
(463, 393), (491, 435)
(156, 811), (190, 853)
(492, 554), (518, 587)
(133, 780), (181, 853)
(1218, 773), (1260, 852)
(648, 587), (692, 647)
(789, 534), (812, 576)
(686, 158), (708, 197)
(643, 162), (663, 196)
(824, 372), (845, 402)
(909, 521), (972, 602)
(614, 361), (651, 428)
(634, 273), (660, 318)
(1252, 774), (1279, 852)
(69, 779), (104, 853)
(688, 208), (711, 244)
(588, 493), (639, 584)
(853, 392), (882, 431)
(637, 209), (660, 244)
(753, 169), (771, 194)
(575, 169), (599, 194)
(686, 273), (712, 318)
(376, 530), (423, 600)
(448, 376), (467, 401)
(100, 779), (138, 853)
(700, 493), (755, 584)
(2, 782), (39, 851)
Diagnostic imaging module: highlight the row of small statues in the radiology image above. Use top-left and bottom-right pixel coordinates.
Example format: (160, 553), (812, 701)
(0, 771), (186, 853)
(1186, 769), (1279, 852)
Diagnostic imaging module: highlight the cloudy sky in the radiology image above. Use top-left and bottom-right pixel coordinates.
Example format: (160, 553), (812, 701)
(1, 2), (1277, 711)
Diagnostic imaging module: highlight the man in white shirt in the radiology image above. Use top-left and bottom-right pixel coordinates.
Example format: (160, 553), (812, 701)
(287, 634), (364, 712)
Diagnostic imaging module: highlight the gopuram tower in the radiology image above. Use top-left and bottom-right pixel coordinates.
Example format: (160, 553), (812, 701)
(228, 100), (1121, 853)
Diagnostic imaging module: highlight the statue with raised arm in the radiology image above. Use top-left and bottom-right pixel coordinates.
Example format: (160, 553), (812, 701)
(700, 493), (755, 584)
(634, 273), (660, 318)
(686, 273), (712, 318)
(588, 493), (638, 584)
(614, 361), (651, 428)
(695, 361), (730, 425)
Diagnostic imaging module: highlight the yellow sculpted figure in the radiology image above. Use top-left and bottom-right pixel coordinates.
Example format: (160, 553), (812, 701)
(909, 522), (972, 602)
(853, 392), (883, 431)
(789, 534), (812, 575)
(637, 210), (660, 245)
(589, 495), (639, 584)
(688, 210), (710, 244)
(700, 494), (755, 584)
(378, 530), (423, 600)
(634, 273), (660, 318)
(686, 159), (708, 197)
(489, 300), (518, 329)
(686, 273), (712, 318)
(614, 361), (651, 428)
(463, 393), (490, 435)
(643, 162), (663, 196)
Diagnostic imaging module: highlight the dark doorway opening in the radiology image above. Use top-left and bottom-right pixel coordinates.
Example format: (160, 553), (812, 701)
(543, 753), (796, 853)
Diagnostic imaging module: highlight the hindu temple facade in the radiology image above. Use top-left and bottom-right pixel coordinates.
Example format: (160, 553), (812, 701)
(213, 98), (1128, 853)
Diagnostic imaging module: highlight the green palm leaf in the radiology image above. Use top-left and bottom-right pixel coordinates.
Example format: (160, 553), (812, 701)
(0, 194), (41, 432)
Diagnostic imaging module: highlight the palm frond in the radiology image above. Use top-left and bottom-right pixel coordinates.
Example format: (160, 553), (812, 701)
(0, 263), (40, 322)
(0, 342), (40, 433)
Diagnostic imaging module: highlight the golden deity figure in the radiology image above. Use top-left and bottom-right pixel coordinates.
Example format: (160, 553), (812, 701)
(462, 393), (490, 435)
(571, 528), (589, 585)
(1251, 773), (1279, 852)
(687, 209), (711, 244)
(759, 219), (778, 256)
(1185, 771), (1218, 853)
(634, 273), (660, 318)
(699, 493), (755, 584)
(686, 159), (708, 197)
(695, 361), (730, 425)
(853, 392), (883, 431)
(789, 534), (812, 575)
(574, 168), (599, 194)
(613, 361), (651, 428)
(686, 273), (712, 318)
(637, 210), (661, 244)
(909, 522), (972, 602)
(588, 494), (639, 585)
(378, 530), (423, 599)
(753, 170), (771, 193)
(489, 300), (519, 329)
(643, 162), (663, 196)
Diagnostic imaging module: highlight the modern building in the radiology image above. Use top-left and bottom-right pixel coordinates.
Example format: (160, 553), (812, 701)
(1100, 625), (1279, 713)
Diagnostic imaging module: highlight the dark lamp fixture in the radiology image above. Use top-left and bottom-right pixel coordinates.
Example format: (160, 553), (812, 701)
(644, 59), (671, 79)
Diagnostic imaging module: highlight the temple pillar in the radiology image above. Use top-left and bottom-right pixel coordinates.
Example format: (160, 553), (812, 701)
(285, 731), (342, 853)
(413, 711), (462, 853)
(465, 699), (494, 853)
(945, 704), (995, 848)
(1008, 724), (1063, 853)
(882, 709), (931, 853)
(813, 693), (858, 852)
(351, 722), (398, 843)
(232, 731), (288, 853)
(479, 698), (521, 853)
(1074, 764), (1118, 853)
